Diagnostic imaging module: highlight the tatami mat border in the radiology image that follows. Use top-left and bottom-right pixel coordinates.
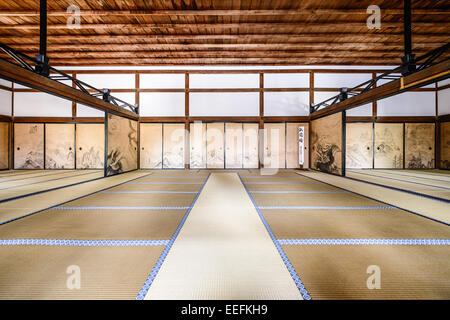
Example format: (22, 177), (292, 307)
(259, 206), (397, 210)
(238, 173), (311, 300)
(278, 239), (450, 245)
(127, 182), (203, 185)
(0, 239), (170, 246)
(250, 191), (349, 194)
(53, 206), (190, 210)
(245, 181), (320, 184)
(100, 191), (197, 194)
(136, 173), (211, 300)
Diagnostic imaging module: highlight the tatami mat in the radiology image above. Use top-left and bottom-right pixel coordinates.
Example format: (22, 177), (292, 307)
(299, 171), (450, 224)
(252, 193), (382, 207)
(283, 244), (450, 299)
(263, 209), (450, 239)
(346, 169), (450, 201)
(0, 170), (151, 224)
(60, 193), (196, 208)
(0, 245), (165, 300)
(145, 173), (303, 300)
(0, 210), (184, 240)
(0, 170), (103, 202)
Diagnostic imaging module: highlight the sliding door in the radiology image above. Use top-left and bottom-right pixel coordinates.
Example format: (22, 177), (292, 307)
(140, 123), (163, 169)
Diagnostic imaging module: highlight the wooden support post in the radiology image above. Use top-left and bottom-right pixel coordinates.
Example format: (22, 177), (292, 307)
(185, 72), (190, 169)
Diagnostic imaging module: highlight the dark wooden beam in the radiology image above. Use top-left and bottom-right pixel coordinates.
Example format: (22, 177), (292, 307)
(0, 9), (446, 17)
(0, 21), (442, 31)
(13, 117), (105, 123)
(311, 59), (450, 120)
(0, 59), (138, 120)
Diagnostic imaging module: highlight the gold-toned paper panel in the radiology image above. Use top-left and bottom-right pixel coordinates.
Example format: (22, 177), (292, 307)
(286, 123), (309, 169)
(76, 123), (104, 169)
(106, 114), (138, 176)
(346, 122), (373, 169)
(243, 123), (259, 169)
(45, 124), (75, 169)
(163, 123), (185, 169)
(206, 122), (224, 169)
(225, 123), (243, 169)
(190, 122), (207, 169)
(440, 122), (450, 169)
(374, 123), (403, 169)
(14, 123), (44, 169)
(311, 113), (343, 175)
(0, 122), (8, 169)
(140, 123), (162, 169)
(405, 123), (435, 169)
(264, 123), (286, 169)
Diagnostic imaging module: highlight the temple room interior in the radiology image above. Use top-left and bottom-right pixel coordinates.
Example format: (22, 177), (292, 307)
(0, 0), (449, 301)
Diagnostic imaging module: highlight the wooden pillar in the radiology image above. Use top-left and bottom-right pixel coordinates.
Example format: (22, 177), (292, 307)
(136, 72), (140, 169)
(185, 72), (190, 169)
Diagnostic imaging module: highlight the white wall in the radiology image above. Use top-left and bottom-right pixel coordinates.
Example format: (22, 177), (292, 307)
(140, 92), (185, 116)
(438, 88), (450, 115)
(77, 104), (105, 117)
(140, 74), (185, 88)
(190, 92), (259, 116)
(346, 104), (373, 117)
(264, 92), (309, 116)
(377, 91), (436, 116)
(315, 73), (372, 89)
(264, 73), (309, 88)
(190, 74), (259, 88)
(76, 73), (135, 89)
(14, 92), (72, 117)
(0, 89), (12, 116)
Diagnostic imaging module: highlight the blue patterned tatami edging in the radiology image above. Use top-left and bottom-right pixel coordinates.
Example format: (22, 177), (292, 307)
(278, 239), (450, 245)
(100, 191), (198, 194)
(52, 206), (190, 210)
(0, 239), (170, 246)
(249, 191), (349, 194)
(238, 173), (311, 300)
(245, 181), (320, 185)
(259, 206), (397, 210)
(135, 173), (211, 300)
(127, 182), (203, 185)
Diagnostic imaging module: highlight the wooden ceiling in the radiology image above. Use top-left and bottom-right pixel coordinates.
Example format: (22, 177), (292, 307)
(0, 0), (448, 66)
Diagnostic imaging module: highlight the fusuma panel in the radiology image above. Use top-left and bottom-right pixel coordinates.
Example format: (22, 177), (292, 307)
(45, 124), (75, 169)
(286, 123), (309, 169)
(140, 123), (162, 169)
(440, 121), (450, 169)
(163, 123), (185, 169)
(263, 123), (286, 169)
(190, 122), (207, 169)
(311, 113), (343, 175)
(106, 113), (138, 176)
(0, 122), (8, 169)
(243, 123), (259, 169)
(225, 123), (243, 169)
(346, 122), (373, 169)
(76, 123), (104, 169)
(14, 123), (44, 169)
(374, 123), (404, 169)
(405, 123), (435, 169)
(206, 123), (225, 169)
